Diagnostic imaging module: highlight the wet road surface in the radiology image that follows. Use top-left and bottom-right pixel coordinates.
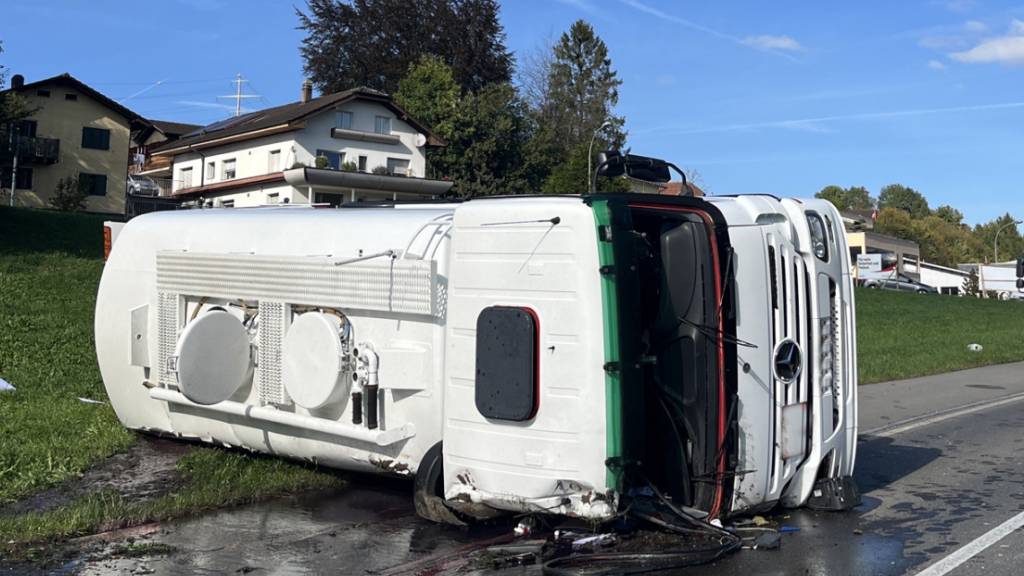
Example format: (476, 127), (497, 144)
(42, 364), (1024, 575)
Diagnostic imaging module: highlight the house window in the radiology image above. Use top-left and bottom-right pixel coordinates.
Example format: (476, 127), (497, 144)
(180, 167), (193, 189)
(205, 161), (215, 181)
(386, 157), (409, 176)
(221, 199), (235, 208)
(21, 120), (37, 138)
(268, 149), (281, 172)
(79, 172), (107, 196)
(315, 149), (343, 170)
(374, 115), (391, 135)
(358, 155), (367, 172)
(1, 167), (33, 190)
(65, 93), (78, 101)
(222, 158), (236, 180)
(36, 89), (50, 97)
(336, 111), (353, 130)
(82, 127), (111, 150)
(267, 193), (279, 204)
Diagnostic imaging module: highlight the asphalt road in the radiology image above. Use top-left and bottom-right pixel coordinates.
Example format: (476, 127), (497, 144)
(59, 362), (1024, 575)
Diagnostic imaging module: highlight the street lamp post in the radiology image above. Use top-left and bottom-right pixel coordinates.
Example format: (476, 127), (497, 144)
(994, 219), (1022, 263)
(587, 120), (612, 189)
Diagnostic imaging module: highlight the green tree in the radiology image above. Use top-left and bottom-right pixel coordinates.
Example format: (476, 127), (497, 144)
(395, 55), (460, 142)
(395, 57), (532, 196)
(973, 214), (1024, 263)
(48, 176), (86, 211)
(541, 143), (630, 195)
(538, 20), (624, 153)
(874, 206), (916, 241)
(815, 185), (873, 210)
(934, 205), (964, 226)
(878, 184), (930, 218)
(527, 19), (625, 191)
(297, 0), (512, 94)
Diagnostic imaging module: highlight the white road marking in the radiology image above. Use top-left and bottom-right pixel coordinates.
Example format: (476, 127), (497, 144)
(862, 391), (1024, 438)
(913, 509), (1024, 576)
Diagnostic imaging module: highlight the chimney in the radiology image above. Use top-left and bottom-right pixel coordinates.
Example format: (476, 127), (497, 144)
(11, 74), (24, 90)
(301, 80), (313, 104)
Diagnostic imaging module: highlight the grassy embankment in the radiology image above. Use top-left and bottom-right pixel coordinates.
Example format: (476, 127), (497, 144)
(2, 206), (1024, 548)
(855, 286), (1024, 384)
(0, 207), (341, 554)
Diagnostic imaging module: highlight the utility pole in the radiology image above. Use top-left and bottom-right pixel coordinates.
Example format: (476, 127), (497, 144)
(217, 74), (261, 117)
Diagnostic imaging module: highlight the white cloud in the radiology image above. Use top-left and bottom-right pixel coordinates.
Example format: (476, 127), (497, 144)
(618, 0), (801, 62)
(950, 21), (1024, 64)
(928, 59), (947, 69)
(951, 36), (1024, 63)
(741, 35), (803, 52)
(965, 20), (987, 32)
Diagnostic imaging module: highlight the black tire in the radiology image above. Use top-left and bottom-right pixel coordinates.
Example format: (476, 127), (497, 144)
(917, 289), (928, 294)
(868, 284), (879, 289)
(413, 442), (466, 525)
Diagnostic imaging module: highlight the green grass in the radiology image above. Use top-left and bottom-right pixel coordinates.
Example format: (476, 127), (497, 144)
(0, 207), (343, 550)
(856, 287), (1024, 384)
(0, 209), (132, 505)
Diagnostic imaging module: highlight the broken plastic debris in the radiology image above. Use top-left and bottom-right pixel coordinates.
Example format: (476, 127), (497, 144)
(571, 533), (616, 551)
(78, 397), (106, 405)
(513, 522), (531, 537)
(752, 531), (781, 550)
(779, 526), (800, 533)
(967, 343), (983, 352)
(0, 378), (14, 393)
(752, 515), (770, 527)
(710, 518), (723, 528)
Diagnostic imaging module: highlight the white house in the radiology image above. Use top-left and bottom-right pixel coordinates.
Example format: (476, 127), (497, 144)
(147, 83), (452, 208)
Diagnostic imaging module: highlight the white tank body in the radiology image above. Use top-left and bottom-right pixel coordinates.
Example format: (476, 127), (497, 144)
(96, 205), (457, 476)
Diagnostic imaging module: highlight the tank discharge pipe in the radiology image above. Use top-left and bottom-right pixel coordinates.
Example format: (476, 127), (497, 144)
(359, 344), (380, 429)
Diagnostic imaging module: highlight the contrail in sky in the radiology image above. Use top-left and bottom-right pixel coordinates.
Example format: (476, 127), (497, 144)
(637, 101), (1024, 135)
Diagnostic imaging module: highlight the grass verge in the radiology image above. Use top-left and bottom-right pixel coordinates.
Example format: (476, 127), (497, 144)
(0, 207), (342, 552)
(0, 448), (340, 553)
(856, 286), (1024, 384)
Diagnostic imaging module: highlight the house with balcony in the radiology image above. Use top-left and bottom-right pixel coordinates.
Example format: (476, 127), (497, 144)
(147, 82), (452, 208)
(1, 73), (147, 214)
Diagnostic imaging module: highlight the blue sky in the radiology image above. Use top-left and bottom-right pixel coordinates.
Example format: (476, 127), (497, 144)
(2, 0), (1022, 224)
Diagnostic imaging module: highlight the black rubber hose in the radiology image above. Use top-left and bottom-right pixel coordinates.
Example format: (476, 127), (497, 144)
(352, 391), (362, 425)
(366, 384), (378, 429)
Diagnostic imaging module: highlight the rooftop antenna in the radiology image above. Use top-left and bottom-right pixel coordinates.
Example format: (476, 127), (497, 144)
(217, 74), (261, 117)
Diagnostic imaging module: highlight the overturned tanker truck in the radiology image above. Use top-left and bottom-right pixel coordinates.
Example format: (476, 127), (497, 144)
(96, 176), (859, 524)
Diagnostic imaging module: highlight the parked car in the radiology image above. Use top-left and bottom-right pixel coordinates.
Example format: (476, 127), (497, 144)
(862, 273), (938, 294)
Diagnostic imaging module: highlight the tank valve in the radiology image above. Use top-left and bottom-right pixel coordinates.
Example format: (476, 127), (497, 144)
(357, 344), (380, 429)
